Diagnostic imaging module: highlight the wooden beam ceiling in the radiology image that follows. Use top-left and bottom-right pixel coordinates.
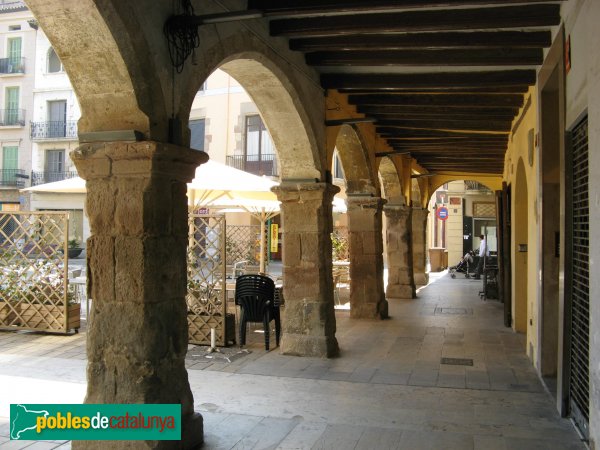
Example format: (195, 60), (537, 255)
(270, 5), (561, 37)
(250, 1), (559, 175)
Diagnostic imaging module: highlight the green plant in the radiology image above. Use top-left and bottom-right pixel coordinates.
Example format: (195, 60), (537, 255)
(68, 238), (81, 249)
(331, 232), (348, 261)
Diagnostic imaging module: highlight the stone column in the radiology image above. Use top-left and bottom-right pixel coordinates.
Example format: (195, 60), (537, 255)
(272, 182), (340, 358)
(412, 207), (430, 286)
(384, 204), (415, 299)
(346, 195), (388, 319)
(71, 141), (207, 450)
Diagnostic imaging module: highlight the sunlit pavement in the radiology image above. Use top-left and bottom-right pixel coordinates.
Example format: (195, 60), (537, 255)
(0, 271), (586, 449)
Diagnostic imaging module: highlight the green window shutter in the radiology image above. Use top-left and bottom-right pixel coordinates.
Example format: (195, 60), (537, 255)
(2, 146), (18, 184)
(5, 87), (19, 125)
(7, 37), (21, 64)
(2, 146), (18, 170)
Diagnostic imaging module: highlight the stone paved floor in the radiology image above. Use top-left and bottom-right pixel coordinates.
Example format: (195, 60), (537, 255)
(0, 272), (586, 449)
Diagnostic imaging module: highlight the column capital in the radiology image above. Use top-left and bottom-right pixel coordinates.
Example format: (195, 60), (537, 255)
(346, 195), (386, 211)
(71, 141), (208, 183)
(273, 181), (340, 203)
(384, 203), (412, 218)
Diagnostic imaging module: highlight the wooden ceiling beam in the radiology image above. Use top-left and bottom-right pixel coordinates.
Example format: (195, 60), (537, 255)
(376, 119), (512, 132)
(292, 31), (551, 52)
(270, 5), (561, 37)
(294, 31), (551, 52)
(376, 127), (509, 138)
(306, 48), (543, 66)
(369, 112), (517, 121)
(339, 86), (530, 94)
(322, 70), (535, 89)
(351, 93), (524, 107)
(251, 0), (565, 16)
(360, 105), (519, 117)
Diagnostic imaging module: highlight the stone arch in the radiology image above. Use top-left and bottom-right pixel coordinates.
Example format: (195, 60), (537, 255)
(177, 27), (325, 181)
(26, 0), (168, 139)
(514, 158), (529, 333)
(429, 175), (502, 194)
(378, 157), (402, 203)
(335, 124), (379, 195)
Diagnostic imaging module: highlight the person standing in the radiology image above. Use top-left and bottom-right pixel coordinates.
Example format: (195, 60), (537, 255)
(474, 234), (489, 280)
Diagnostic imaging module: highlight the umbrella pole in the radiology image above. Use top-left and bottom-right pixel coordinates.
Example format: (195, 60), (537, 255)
(259, 210), (267, 274)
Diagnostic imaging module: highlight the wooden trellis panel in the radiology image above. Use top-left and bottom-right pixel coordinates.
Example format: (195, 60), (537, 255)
(225, 224), (260, 266)
(0, 212), (79, 333)
(187, 213), (233, 346)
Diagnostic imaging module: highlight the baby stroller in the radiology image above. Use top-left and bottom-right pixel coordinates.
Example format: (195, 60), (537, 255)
(449, 250), (476, 278)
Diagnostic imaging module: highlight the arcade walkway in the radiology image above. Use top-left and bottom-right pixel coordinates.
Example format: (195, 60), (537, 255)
(0, 274), (585, 449)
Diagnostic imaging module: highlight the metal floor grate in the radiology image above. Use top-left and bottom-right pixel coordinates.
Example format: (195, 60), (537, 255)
(441, 357), (473, 366)
(435, 307), (473, 316)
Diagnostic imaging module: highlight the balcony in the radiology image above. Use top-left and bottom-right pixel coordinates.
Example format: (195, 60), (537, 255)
(0, 169), (26, 187)
(30, 121), (78, 140)
(0, 109), (25, 126)
(0, 57), (25, 74)
(226, 154), (278, 177)
(31, 170), (79, 186)
(464, 181), (492, 192)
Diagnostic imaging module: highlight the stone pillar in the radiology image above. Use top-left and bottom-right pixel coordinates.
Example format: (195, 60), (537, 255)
(272, 182), (340, 358)
(412, 207), (430, 286)
(71, 141), (207, 450)
(384, 204), (415, 299)
(346, 196), (388, 319)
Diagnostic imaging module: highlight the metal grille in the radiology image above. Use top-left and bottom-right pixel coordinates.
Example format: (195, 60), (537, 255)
(0, 212), (79, 333)
(569, 116), (589, 432)
(473, 202), (496, 218)
(187, 214), (232, 346)
(225, 224), (260, 266)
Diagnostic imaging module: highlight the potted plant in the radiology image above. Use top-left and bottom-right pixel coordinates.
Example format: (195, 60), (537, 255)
(67, 238), (83, 259)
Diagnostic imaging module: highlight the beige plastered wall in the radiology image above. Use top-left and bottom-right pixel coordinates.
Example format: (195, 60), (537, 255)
(503, 86), (539, 363)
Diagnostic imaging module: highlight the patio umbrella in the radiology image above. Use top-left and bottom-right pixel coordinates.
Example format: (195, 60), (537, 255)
(23, 160), (347, 273)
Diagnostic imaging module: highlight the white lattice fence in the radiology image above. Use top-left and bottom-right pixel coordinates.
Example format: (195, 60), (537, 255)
(187, 214), (234, 346)
(0, 212), (79, 333)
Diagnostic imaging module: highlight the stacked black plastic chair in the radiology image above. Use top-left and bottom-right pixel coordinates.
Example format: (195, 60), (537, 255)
(235, 274), (280, 350)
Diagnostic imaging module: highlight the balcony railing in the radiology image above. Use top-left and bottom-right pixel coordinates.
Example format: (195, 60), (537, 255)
(31, 170), (79, 186)
(0, 57), (25, 74)
(0, 109), (25, 126)
(226, 154), (278, 177)
(30, 121), (78, 140)
(464, 181), (491, 192)
(0, 169), (26, 187)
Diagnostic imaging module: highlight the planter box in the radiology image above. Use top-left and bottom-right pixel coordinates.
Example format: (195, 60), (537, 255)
(188, 313), (235, 346)
(18, 302), (80, 333)
(0, 301), (17, 325)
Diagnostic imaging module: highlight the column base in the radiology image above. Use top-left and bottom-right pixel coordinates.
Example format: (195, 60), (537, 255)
(414, 273), (429, 286)
(182, 412), (204, 449)
(386, 284), (416, 299)
(280, 334), (339, 358)
(350, 298), (388, 320)
(71, 413), (203, 449)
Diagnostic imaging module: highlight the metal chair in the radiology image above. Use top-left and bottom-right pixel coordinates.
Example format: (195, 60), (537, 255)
(235, 274), (280, 350)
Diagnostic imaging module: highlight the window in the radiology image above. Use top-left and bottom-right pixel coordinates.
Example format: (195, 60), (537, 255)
(7, 37), (21, 63)
(4, 87), (19, 125)
(48, 100), (67, 138)
(2, 146), (18, 184)
(46, 149), (65, 181)
(333, 152), (344, 179)
(47, 48), (63, 73)
(189, 119), (205, 151)
(245, 115), (274, 160)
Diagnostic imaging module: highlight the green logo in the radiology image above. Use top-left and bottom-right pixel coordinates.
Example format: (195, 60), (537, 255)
(10, 404), (181, 441)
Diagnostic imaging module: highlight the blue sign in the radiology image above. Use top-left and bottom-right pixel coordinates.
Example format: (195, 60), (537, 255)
(436, 207), (449, 220)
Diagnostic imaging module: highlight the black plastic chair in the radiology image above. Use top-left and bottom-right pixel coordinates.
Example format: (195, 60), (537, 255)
(235, 274), (280, 350)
